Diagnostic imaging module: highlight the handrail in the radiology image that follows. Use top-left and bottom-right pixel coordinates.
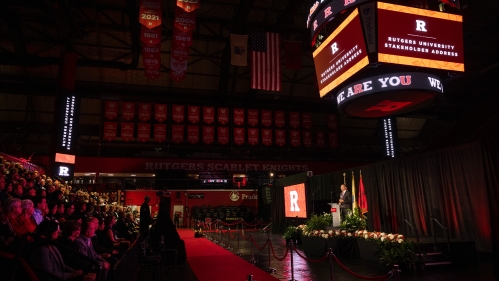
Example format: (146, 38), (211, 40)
(113, 235), (141, 281)
(430, 218), (451, 258)
(402, 219), (419, 244)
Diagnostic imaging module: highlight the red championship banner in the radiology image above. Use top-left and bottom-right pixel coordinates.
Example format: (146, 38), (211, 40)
(143, 44), (161, 70)
(170, 57), (187, 73)
(218, 107), (229, 125)
(141, 25), (161, 46)
(174, 6), (196, 32)
(121, 123), (135, 142)
(261, 110), (272, 127)
(289, 112), (300, 129)
(275, 129), (286, 146)
(173, 27), (193, 48)
(172, 104), (185, 123)
(154, 103), (167, 122)
(138, 103), (151, 122)
(154, 124), (166, 143)
(218, 127), (229, 145)
(203, 106), (214, 124)
(234, 127), (245, 145)
(170, 70), (185, 82)
(262, 129), (272, 146)
(328, 114), (338, 130)
(187, 126), (199, 144)
(122, 102), (135, 121)
(139, 0), (162, 29)
(247, 109), (259, 127)
(303, 131), (313, 147)
(104, 101), (118, 120)
(145, 69), (161, 80)
(275, 111), (285, 128)
(302, 113), (313, 129)
(171, 125), (185, 143)
(290, 130), (301, 147)
(103, 122), (117, 141)
(171, 45), (189, 61)
(316, 131), (326, 147)
(137, 123), (150, 142)
(329, 131), (339, 148)
(177, 0), (200, 12)
(233, 108), (245, 126)
(202, 126), (214, 144)
(248, 128), (259, 146)
(188, 106), (200, 124)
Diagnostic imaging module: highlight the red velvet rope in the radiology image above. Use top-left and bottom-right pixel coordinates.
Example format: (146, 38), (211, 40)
(291, 244), (330, 263)
(219, 220), (242, 226)
(240, 231), (252, 239)
(250, 236), (269, 250)
(242, 219), (258, 226)
(269, 241), (289, 261)
(229, 231), (238, 239)
(332, 254), (391, 280)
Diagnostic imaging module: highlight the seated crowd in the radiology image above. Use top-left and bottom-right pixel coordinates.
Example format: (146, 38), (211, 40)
(0, 158), (139, 280)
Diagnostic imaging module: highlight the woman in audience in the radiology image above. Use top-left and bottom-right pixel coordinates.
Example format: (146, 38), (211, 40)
(12, 199), (37, 237)
(56, 201), (66, 222)
(102, 215), (130, 250)
(56, 220), (81, 252)
(45, 201), (58, 221)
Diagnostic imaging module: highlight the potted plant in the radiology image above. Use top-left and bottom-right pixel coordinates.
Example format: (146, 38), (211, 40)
(283, 226), (300, 245)
(339, 208), (367, 232)
(375, 239), (424, 271)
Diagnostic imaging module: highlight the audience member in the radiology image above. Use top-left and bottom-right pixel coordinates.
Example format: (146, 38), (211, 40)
(75, 220), (110, 281)
(32, 195), (47, 225)
(12, 199), (37, 237)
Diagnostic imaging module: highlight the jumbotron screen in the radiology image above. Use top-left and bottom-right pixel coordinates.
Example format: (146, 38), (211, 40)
(377, 2), (464, 71)
(313, 8), (369, 98)
(284, 183), (307, 218)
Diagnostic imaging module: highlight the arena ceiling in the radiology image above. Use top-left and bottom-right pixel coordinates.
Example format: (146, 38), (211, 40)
(0, 0), (498, 165)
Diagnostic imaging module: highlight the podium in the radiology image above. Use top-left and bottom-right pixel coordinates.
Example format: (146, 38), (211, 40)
(328, 203), (341, 227)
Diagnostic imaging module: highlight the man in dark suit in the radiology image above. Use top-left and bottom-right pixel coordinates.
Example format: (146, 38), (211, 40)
(339, 184), (352, 222)
(75, 220), (110, 281)
(140, 195), (151, 238)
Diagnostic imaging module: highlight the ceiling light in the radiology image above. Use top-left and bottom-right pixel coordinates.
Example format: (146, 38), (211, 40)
(131, 174), (136, 177)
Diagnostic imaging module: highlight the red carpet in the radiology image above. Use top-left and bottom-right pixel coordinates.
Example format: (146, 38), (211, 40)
(179, 229), (280, 281)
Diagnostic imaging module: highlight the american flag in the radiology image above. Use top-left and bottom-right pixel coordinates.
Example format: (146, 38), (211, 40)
(250, 32), (281, 91)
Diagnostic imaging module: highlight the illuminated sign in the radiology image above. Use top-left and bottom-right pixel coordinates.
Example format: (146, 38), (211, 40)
(57, 91), (80, 153)
(284, 183), (307, 218)
(382, 117), (399, 158)
(377, 2), (464, 71)
(54, 163), (74, 179)
(313, 8), (369, 98)
(55, 153), (76, 164)
(202, 179), (228, 184)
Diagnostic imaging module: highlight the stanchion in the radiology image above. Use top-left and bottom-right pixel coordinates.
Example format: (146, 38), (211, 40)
(226, 227), (233, 251)
(219, 226), (225, 247)
(249, 234), (257, 264)
(394, 264), (400, 281)
(289, 241), (297, 281)
(329, 249), (334, 281)
(266, 235), (276, 273)
(236, 230), (242, 256)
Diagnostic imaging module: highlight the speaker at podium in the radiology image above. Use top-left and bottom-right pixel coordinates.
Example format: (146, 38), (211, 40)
(328, 203), (341, 227)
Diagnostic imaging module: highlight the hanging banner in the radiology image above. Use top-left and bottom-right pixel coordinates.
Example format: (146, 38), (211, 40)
(316, 131), (326, 147)
(275, 111), (285, 128)
(290, 130), (301, 147)
(103, 122), (117, 141)
(143, 44), (161, 70)
(203, 106), (214, 124)
(203, 126), (214, 144)
(248, 128), (259, 146)
(121, 123), (135, 142)
(188, 106), (200, 124)
(138, 103), (151, 122)
(139, 0), (162, 29)
(262, 129), (272, 146)
(302, 113), (313, 129)
(141, 25), (161, 46)
(173, 28), (193, 47)
(261, 110), (272, 127)
(154, 124), (166, 143)
(172, 104), (185, 123)
(218, 107), (229, 125)
(329, 131), (339, 148)
(187, 126), (199, 144)
(145, 69), (161, 80)
(137, 123), (151, 142)
(303, 131), (313, 147)
(170, 57), (187, 72)
(234, 127), (245, 145)
(170, 70), (185, 82)
(104, 101), (118, 120)
(171, 45), (189, 61)
(233, 108), (245, 126)
(275, 129), (286, 146)
(177, 0), (200, 12)
(328, 114), (338, 130)
(174, 6), (196, 32)
(247, 109), (259, 127)
(289, 112), (300, 128)
(122, 102), (135, 121)
(172, 125), (185, 143)
(154, 103), (167, 122)
(218, 127), (229, 145)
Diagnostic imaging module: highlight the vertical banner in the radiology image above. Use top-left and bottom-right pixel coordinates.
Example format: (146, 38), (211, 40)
(173, 28), (193, 48)
(103, 122), (117, 141)
(302, 113), (313, 129)
(172, 104), (185, 123)
(329, 131), (339, 148)
(174, 6), (196, 32)
(290, 130), (301, 147)
(137, 123), (151, 142)
(261, 110), (272, 127)
(171, 125), (184, 143)
(121, 123), (135, 142)
(145, 69), (161, 80)
(202, 126), (214, 144)
(218, 127), (229, 145)
(141, 25), (161, 46)
(104, 101), (118, 120)
(170, 70), (185, 82)
(154, 103), (167, 122)
(303, 131), (313, 147)
(122, 102), (135, 121)
(188, 106), (200, 124)
(170, 58), (187, 76)
(142, 44), (161, 70)
(275, 111), (285, 128)
(154, 124), (166, 143)
(247, 109), (259, 127)
(234, 127), (245, 145)
(275, 129), (286, 147)
(261, 129), (272, 146)
(316, 131), (326, 147)
(138, 103), (151, 122)
(233, 108), (245, 126)
(248, 128), (259, 146)
(328, 114), (338, 130)
(203, 106), (215, 124)
(187, 126), (199, 144)
(289, 112), (300, 128)
(218, 107), (229, 125)
(139, 0), (162, 29)
(177, 0), (200, 12)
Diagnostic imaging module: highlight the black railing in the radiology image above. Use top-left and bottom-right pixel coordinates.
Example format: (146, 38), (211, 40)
(402, 219), (419, 244)
(112, 235), (142, 281)
(431, 218), (451, 257)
